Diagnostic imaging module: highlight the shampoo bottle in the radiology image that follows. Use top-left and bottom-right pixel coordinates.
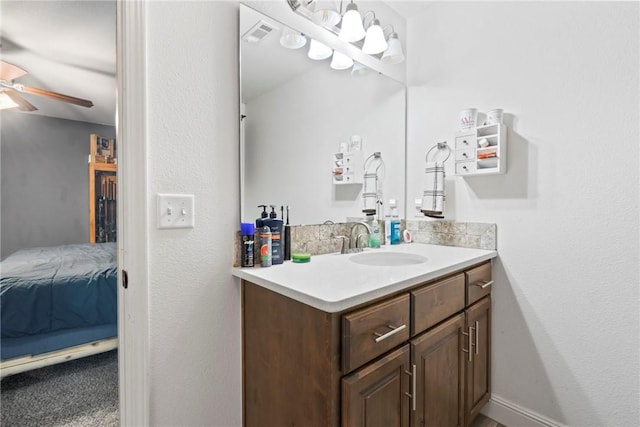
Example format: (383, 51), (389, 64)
(264, 205), (284, 265)
(260, 226), (272, 267)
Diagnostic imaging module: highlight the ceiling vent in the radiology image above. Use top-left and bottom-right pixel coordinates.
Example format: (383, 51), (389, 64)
(242, 20), (278, 43)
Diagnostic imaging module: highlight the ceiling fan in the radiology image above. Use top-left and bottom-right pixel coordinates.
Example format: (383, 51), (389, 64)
(0, 60), (93, 111)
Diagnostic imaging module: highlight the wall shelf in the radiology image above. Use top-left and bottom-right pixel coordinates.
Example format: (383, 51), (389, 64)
(454, 123), (507, 176)
(333, 151), (364, 185)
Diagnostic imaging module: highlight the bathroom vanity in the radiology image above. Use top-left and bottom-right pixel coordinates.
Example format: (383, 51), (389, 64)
(234, 244), (496, 427)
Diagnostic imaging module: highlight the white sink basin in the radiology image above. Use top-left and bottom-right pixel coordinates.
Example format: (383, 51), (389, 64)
(349, 251), (428, 267)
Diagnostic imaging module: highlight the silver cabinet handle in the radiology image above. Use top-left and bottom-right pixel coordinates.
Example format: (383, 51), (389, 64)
(373, 324), (406, 343)
(473, 280), (493, 289)
(474, 320), (480, 355)
(411, 364), (416, 411)
(404, 364), (416, 411)
(462, 327), (472, 362)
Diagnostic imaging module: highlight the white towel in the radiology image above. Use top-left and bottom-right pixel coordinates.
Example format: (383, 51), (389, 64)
(421, 161), (445, 218)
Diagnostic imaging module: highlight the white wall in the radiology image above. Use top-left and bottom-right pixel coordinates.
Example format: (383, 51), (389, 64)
(145, 2), (241, 425)
(405, 2), (639, 426)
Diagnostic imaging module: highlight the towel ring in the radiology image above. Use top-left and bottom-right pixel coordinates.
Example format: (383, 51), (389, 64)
(426, 141), (451, 163)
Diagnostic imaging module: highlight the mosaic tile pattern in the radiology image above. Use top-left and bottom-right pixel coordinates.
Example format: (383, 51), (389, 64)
(291, 222), (353, 255)
(404, 220), (497, 250)
(235, 220), (497, 265)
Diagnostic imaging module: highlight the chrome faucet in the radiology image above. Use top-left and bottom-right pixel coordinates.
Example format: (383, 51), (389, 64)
(350, 221), (372, 249)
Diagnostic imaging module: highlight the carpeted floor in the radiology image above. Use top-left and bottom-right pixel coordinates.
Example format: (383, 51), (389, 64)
(0, 350), (118, 427)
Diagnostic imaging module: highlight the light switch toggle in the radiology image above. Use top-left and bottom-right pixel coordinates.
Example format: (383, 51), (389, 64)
(157, 193), (195, 229)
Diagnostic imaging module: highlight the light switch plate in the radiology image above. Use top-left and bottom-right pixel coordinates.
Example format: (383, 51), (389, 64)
(157, 193), (195, 229)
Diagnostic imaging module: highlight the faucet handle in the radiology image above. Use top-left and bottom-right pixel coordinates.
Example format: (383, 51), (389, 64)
(336, 235), (350, 254)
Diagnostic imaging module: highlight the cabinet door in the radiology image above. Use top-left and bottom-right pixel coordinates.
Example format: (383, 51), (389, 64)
(342, 344), (411, 427)
(411, 313), (465, 427)
(465, 296), (491, 425)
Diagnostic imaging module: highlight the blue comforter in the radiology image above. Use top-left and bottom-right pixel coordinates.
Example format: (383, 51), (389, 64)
(1, 243), (117, 338)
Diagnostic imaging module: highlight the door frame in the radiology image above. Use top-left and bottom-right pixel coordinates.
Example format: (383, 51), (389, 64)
(116, 1), (149, 425)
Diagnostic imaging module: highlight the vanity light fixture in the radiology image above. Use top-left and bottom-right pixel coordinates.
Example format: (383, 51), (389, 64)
(280, 27), (307, 49)
(381, 26), (405, 64)
(307, 38), (333, 60)
(361, 12), (387, 55)
(287, 0), (405, 67)
(330, 50), (354, 70)
(312, 0), (341, 28)
(339, 1), (366, 42)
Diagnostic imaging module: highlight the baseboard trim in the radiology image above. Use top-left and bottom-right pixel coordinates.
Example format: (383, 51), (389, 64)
(482, 394), (562, 427)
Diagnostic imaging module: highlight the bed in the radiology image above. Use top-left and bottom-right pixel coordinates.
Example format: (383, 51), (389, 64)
(0, 242), (118, 378)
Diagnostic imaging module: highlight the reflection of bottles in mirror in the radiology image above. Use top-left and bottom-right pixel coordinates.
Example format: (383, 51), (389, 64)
(369, 219), (381, 248)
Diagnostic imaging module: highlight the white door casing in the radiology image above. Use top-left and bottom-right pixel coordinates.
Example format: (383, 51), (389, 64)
(116, 1), (149, 425)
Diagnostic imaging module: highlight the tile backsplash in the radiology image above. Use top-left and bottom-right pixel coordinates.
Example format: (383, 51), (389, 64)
(235, 220), (497, 266)
(404, 220), (497, 250)
(290, 220), (497, 255)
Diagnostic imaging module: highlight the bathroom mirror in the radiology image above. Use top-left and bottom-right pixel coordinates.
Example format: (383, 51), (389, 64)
(240, 2), (406, 225)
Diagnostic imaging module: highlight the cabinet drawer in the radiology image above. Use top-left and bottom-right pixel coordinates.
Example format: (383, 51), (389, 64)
(411, 273), (465, 335)
(342, 294), (410, 373)
(456, 161), (476, 175)
(455, 148), (476, 162)
(342, 173), (358, 183)
(455, 134), (476, 149)
(466, 262), (492, 305)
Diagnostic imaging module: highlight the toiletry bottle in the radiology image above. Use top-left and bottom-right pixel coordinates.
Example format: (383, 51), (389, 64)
(384, 205), (392, 246)
(256, 205), (268, 228)
(369, 219), (381, 248)
(389, 200), (401, 245)
(240, 223), (255, 267)
(264, 205), (284, 265)
(260, 225), (272, 267)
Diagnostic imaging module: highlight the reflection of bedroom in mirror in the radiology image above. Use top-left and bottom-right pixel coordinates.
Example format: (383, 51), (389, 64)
(0, 1), (119, 425)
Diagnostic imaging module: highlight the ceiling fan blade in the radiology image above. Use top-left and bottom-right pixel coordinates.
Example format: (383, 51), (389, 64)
(4, 90), (38, 111)
(19, 84), (94, 108)
(0, 60), (27, 81)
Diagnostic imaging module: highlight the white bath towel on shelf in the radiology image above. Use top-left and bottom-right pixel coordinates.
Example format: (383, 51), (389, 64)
(421, 161), (445, 218)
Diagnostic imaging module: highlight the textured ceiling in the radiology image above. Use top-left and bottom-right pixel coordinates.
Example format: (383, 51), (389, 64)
(1, 1), (116, 126)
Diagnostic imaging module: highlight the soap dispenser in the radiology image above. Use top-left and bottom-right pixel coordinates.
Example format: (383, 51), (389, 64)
(264, 205), (284, 265)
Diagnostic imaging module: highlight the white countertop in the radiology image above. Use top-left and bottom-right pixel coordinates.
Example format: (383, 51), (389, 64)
(232, 243), (497, 313)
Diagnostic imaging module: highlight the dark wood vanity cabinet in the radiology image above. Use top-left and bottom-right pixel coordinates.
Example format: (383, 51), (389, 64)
(242, 260), (492, 427)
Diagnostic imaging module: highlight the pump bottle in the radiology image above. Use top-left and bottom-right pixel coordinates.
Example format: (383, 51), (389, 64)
(263, 205), (284, 264)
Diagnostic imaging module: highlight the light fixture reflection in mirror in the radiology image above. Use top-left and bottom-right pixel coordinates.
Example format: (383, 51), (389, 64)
(312, 0), (341, 27)
(351, 61), (369, 77)
(382, 31), (405, 64)
(280, 27), (307, 49)
(308, 38), (333, 60)
(330, 50), (354, 70)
